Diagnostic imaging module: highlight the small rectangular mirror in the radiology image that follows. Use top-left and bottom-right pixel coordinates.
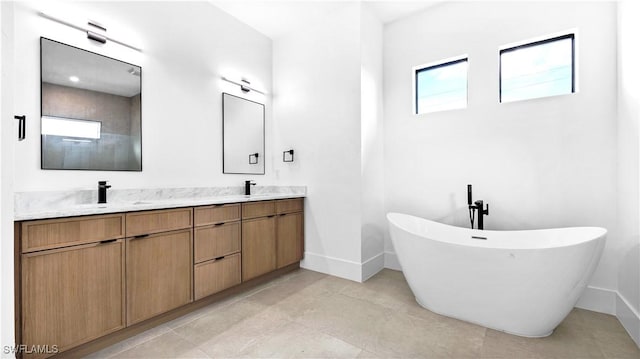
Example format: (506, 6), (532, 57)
(222, 93), (265, 174)
(40, 37), (142, 171)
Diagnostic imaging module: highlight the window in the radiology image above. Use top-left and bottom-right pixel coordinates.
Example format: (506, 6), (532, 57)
(500, 34), (575, 103)
(41, 116), (101, 139)
(415, 57), (468, 114)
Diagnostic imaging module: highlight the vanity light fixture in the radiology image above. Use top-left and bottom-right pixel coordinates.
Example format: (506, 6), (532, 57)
(38, 11), (142, 52)
(86, 20), (107, 44)
(221, 76), (266, 95)
(283, 149), (294, 162)
(69, 76), (80, 82)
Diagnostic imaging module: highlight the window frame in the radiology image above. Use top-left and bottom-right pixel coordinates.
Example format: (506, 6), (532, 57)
(499, 33), (575, 103)
(413, 55), (469, 115)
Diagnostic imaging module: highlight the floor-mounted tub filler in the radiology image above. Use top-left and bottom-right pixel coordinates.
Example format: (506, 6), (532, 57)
(387, 212), (606, 337)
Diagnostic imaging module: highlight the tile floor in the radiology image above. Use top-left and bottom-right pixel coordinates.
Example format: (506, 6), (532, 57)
(88, 269), (640, 358)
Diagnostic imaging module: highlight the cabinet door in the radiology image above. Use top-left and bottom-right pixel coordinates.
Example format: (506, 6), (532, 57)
(276, 212), (304, 268)
(22, 240), (125, 357)
(242, 216), (276, 281)
(126, 229), (193, 325)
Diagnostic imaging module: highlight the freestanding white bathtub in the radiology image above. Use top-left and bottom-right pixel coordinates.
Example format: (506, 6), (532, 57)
(387, 212), (606, 337)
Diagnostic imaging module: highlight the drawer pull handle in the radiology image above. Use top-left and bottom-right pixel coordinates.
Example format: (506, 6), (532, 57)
(215, 222), (225, 226)
(100, 239), (117, 244)
(267, 215), (275, 218)
(279, 213), (287, 216)
(215, 256), (225, 261)
(132, 234), (149, 240)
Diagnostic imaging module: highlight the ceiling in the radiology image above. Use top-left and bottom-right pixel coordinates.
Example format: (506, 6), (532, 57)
(41, 38), (141, 97)
(209, 1), (441, 39)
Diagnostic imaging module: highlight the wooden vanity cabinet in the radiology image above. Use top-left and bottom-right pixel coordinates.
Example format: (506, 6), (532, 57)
(125, 209), (193, 325)
(19, 215), (126, 359)
(193, 204), (242, 300)
(15, 198), (303, 358)
(241, 198), (304, 280)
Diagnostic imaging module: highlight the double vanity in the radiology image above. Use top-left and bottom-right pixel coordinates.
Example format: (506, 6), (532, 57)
(14, 189), (305, 358)
(17, 16), (283, 359)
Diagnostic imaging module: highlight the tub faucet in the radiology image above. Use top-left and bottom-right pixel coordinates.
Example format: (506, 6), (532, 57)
(467, 184), (489, 230)
(98, 181), (111, 204)
(472, 200), (489, 230)
(245, 180), (256, 195)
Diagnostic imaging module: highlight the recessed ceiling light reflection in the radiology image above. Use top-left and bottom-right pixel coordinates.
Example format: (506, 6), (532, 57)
(69, 76), (79, 82)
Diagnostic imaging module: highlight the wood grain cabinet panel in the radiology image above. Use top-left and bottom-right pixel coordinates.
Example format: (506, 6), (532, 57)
(194, 204), (241, 226)
(126, 208), (193, 237)
(277, 212), (304, 268)
(194, 222), (240, 264)
(194, 253), (241, 300)
(241, 201), (275, 220)
(242, 216), (276, 281)
(21, 214), (125, 253)
(21, 240), (125, 358)
(126, 229), (193, 325)
(275, 198), (303, 214)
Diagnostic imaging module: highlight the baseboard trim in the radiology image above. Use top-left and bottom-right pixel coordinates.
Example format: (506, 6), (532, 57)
(616, 293), (640, 348)
(361, 252), (384, 282)
(575, 286), (617, 315)
(383, 251), (401, 271)
(301, 252), (362, 282)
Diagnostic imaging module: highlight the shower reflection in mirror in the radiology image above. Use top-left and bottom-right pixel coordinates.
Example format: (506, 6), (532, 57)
(40, 37), (142, 171)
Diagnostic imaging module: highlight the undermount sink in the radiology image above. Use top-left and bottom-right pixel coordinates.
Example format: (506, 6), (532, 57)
(74, 200), (154, 209)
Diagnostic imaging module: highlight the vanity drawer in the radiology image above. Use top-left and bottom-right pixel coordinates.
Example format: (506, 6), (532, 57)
(276, 198), (303, 214)
(242, 201), (275, 219)
(21, 214), (125, 253)
(194, 204), (241, 226)
(126, 208), (193, 237)
(194, 222), (240, 263)
(194, 253), (241, 300)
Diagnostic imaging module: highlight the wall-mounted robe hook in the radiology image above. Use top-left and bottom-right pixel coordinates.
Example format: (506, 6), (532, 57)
(249, 152), (259, 164)
(283, 149), (294, 162)
(15, 115), (26, 141)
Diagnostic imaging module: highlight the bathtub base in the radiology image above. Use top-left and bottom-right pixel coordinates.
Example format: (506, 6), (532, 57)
(414, 297), (554, 338)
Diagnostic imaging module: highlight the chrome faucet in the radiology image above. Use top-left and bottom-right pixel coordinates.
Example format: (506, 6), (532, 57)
(467, 184), (489, 230)
(244, 180), (256, 195)
(98, 181), (111, 204)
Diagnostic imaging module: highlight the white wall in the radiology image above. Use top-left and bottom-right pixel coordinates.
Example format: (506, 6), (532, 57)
(12, 0), (274, 193)
(273, 3), (363, 281)
(360, 4), (385, 281)
(616, 0), (640, 347)
(383, 1), (619, 311)
(1, 2), (16, 355)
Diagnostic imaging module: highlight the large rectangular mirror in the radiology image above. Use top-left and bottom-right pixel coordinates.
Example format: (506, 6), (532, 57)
(222, 93), (265, 174)
(41, 37), (142, 171)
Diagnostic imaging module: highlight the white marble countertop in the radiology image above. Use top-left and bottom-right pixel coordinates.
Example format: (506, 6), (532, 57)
(15, 186), (306, 221)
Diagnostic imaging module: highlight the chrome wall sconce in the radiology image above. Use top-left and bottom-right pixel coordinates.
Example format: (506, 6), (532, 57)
(249, 152), (259, 164)
(283, 149), (294, 162)
(38, 12), (142, 52)
(221, 76), (266, 95)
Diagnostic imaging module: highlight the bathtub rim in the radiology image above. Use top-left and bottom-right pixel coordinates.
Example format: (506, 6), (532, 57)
(387, 212), (607, 250)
